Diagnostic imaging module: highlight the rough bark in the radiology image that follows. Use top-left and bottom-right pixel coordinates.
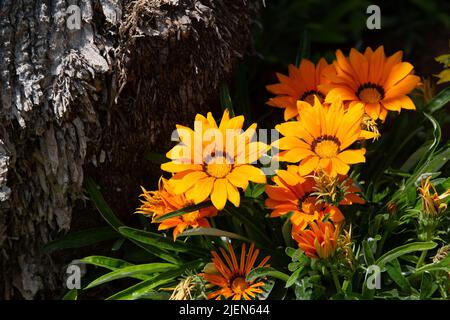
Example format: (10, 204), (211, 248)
(0, 0), (258, 299)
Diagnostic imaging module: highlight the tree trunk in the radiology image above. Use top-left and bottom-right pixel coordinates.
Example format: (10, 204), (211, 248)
(0, 0), (258, 299)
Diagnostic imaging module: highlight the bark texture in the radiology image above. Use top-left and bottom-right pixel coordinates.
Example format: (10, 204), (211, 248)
(0, 0), (257, 299)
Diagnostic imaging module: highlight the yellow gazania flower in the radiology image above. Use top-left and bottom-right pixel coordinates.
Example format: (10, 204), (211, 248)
(266, 58), (333, 120)
(161, 109), (267, 210)
(293, 219), (340, 260)
(274, 98), (376, 177)
(322, 46), (420, 121)
(137, 178), (217, 240)
(201, 243), (271, 300)
(264, 165), (344, 231)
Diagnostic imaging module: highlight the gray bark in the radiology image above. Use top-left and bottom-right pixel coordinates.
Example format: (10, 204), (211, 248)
(0, 0), (257, 299)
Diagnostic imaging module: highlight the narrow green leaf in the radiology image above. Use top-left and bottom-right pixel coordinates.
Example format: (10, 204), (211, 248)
(219, 82), (235, 117)
(177, 227), (251, 242)
(62, 289), (77, 300)
(106, 260), (203, 300)
(84, 263), (178, 289)
(153, 201), (213, 222)
(43, 227), (117, 253)
(362, 240), (376, 266)
(285, 266), (304, 288)
(118, 226), (206, 256)
(77, 255), (135, 270)
(85, 177), (123, 231)
(246, 267), (290, 283)
(386, 260), (411, 293)
(420, 272), (437, 299)
(428, 86), (450, 114)
(376, 242), (437, 267)
(413, 256), (450, 275)
(85, 178), (181, 265)
(143, 151), (168, 164)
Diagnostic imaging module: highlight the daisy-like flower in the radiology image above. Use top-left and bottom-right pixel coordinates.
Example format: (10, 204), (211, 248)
(265, 165), (344, 231)
(322, 46), (420, 121)
(201, 243), (271, 300)
(418, 176), (450, 217)
(293, 219), (340, 260)
(266, 58), (332, 120)
(274, 98), (377, 177)
(312, 171), (366, 206)
(161, 110), (267, 210)
(136, 178), (217, 240)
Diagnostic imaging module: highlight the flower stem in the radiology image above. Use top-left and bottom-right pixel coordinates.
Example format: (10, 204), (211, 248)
(416, 250), (428, 269)
(330, 267), (343, 294)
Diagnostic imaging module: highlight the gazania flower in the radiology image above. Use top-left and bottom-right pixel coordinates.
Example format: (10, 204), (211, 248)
(293, 219), (340, 259)
(418, 176), (450, 216)
(322, 46), (420, 121)
(312, 171), (366, 206)
(265, 166), (344, 231)
(266, 58), (332, 120)
(201, 243), (271, 300)
(274, 98), (377, 177)
(136, 178), (217, 240)
(161, 109), (268, 210)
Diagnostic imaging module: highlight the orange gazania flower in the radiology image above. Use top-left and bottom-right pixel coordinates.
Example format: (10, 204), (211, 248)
(322, 46), (420, 121)
(274, 98), (377, 177)
(161, 110), (267, 210)
(266, 58), (332, 120)
(137, 178), (217, 240)
(265, 165), (344, 231)
(293, 219), (340, 259)
(418, 176), (450, 216)
(201, 243), (271, 300)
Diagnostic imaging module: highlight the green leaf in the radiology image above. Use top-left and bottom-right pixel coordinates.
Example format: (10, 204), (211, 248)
(118, 226), (206, 256)
(84, 263), (178, 289)
(386, 259), (411, 293)
(413, 256), (450, 275)
(77, 255), (135, 270)
(420, 272), (437, 299)
(105, 278), (170, 300)
(177, 227), (251, 242)
(106, 259), (203, 300)
(246, 267), (290, 282)
(143, 151), (168, 164)
(295, 29), (311, 65)
(77, 256), (153, 281)
(62, 289), (77, 300)
(219, 82), (235, 117)
(43, 227), (118, 253)
(111, 238), (125, 251)
(85, 177), (123, 231)
(285, 266), (304, 288)
(362, 239), (376, 266)
(85, 178), (182, 265)
(153, 201), (213, 222)
(428, 86), (450, 114)
(376, 242), (437, 267)
(248, 183), (266, 198)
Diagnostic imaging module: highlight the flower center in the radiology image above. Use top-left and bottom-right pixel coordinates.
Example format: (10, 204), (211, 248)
(298, 196), (324, 214)
(312, 135), (340, 158)
(231, 277), (249, 293)
(205, 156), (232, 178)
(300, 90), (325, 105)
(356, 83), (385, 104)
